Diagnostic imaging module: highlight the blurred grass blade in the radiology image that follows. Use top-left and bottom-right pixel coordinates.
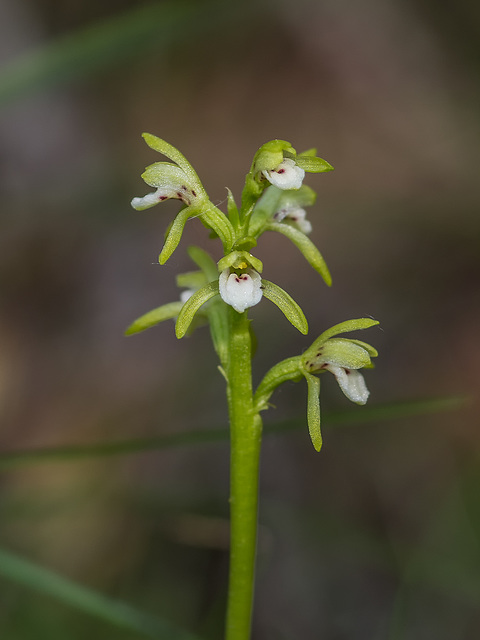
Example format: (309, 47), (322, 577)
(326, 395), (468, 425)
(0, 428), (230, 468)
(0, 397), (467, 469)
(0, 547), (199, 640)
(0, 1), (239, 106)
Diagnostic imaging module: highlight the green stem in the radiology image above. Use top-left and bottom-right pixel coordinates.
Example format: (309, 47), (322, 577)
(225, 308), (262, 640)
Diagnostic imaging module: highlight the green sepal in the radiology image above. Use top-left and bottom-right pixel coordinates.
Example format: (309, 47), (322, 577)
(141, 162), (191, 191)
(306, 338), (373, 370)
(253, 356), (303, 412)
(142, 133), (203, 192)
(266, 221), (332, 286)
(280, 184), (317, 208)
(218, 250), (263, 274)
(201, 203), (235, 252)
(159, 203), (232, 267)
(248, 186), (284, 236)
(159, 205), (197, 264)
(298, 148), (317, 157)
(305, 318), (379, 359)
(226, 189), (240, 229)
(175, 281), (220, 339)
(340, 338), (378, 358)
(125, 301), (183, 336)
(304, 372), (322, 451)
(251, 139), (296, 175)
(176, 271), (206, 290)
(295, 156), (334, 173)
(187, 246), (218, 281)
(261, 279), (308, 335)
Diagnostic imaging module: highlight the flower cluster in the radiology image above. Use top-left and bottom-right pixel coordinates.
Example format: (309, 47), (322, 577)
(127, 134), (378, 451)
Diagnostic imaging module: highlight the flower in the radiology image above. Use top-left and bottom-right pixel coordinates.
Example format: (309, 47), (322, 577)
(219, 268), (263, 313)
(303, 336), (376, 405)
(274, 205), (312, 234)
(131, 162), (202, 211)
(321, 364), (369, 404)
(262, 158), (305, 190)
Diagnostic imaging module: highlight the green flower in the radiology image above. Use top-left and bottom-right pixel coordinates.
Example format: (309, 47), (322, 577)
(130, 134), (234, 263)
(131, 133), (207, 211)
(254, 319), (379, 451)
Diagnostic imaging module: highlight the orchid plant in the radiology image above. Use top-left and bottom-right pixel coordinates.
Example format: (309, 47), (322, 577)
(127, 134), (379, 640)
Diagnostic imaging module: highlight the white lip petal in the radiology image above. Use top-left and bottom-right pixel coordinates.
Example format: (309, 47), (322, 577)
(131, 188), (167, 210)
(263, 158), (305, 190)
(326, 365), (370, 405)
(285, 207), (312, 234)
(219, 268), (263, 313)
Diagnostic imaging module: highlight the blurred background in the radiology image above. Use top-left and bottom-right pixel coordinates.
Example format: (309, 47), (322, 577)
(0, 0), (479, 638)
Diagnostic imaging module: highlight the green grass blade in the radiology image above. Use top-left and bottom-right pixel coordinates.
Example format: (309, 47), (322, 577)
(0, 397), (466, 469)
(325, 395), (468, 425)
(0, 547), (199, 639)
(0, 1), (238, 107)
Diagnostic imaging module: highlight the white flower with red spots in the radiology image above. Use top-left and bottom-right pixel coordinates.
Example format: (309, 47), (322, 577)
(274, 205), (312, 235)
(263, 158), (305, 190)
(219, 268), (263, 314)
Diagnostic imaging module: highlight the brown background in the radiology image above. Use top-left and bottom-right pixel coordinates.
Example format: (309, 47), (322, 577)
(0, 1), (479, 638)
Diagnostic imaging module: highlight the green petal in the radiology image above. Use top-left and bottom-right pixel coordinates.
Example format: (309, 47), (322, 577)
(125, 302), (183, 336)
(295, 156), (334, 173)
(306, 318), (379, 356)
(159, 205), (197, 264)
(217, 250), (263, 274)
(261, 279), (308, 335)
(175, 281), (220, 339)
(304, 372), (322, 452)
(266, 221), (332, 286)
